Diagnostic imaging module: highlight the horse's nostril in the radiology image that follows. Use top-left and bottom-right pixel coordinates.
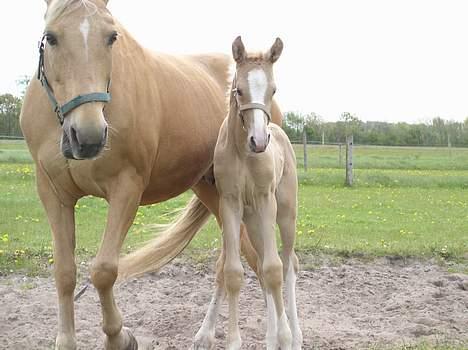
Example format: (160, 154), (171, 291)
(250, 136), (256, 148)
(103, 126), (108, 139)
(70, 126), (78, 145)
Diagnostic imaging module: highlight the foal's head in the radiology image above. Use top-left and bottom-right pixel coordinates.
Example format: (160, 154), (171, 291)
(231, 36), (283, 153)
(41, 0), (117, 159)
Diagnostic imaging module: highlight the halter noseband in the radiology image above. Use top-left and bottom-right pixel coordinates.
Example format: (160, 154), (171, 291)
(37, 34), (112, 125)
(232, 74), (271, 127)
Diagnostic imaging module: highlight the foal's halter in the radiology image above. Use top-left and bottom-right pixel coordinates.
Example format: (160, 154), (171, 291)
(37, 34), (112, 125)
(232, 73), (271, 127)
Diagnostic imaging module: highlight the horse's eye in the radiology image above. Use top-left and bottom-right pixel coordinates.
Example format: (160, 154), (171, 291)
(236, 88), (243, 97)
(46, 33), (57, 46)
(272, 87), (277, 95)
(108, 32), (118, 46)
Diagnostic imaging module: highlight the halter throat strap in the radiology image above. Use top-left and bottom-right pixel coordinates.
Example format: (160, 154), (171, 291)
(37, 34), (111, 125)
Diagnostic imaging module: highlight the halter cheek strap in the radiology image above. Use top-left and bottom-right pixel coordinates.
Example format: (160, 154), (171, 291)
(37, 34), (111, 125)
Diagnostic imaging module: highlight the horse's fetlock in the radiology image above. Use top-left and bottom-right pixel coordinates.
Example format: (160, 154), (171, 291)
(102, 321), (122, 338)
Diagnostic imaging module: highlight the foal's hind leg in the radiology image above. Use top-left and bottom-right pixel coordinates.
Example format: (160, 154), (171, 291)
(192, 182), (261, 350)
(37, 171), (78, 350)
(277, 174), (303, 349)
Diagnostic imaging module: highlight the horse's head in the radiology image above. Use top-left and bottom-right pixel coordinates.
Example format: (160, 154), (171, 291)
(231, 36), (283, 153)
(41, 0), (117, 159)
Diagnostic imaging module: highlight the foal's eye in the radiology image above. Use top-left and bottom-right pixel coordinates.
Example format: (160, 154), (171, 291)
(108, 32), (118, 46)
(46, 33), (57, 46)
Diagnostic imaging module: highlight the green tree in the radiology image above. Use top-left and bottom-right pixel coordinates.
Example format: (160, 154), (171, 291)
(0, 94), (23, 137)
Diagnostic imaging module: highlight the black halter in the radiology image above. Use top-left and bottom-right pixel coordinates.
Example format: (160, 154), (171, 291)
(37, 34), (112, 125)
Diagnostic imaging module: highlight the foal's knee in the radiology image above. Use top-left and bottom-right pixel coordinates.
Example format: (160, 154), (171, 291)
(90, 260), (118, 290)
(263, 258), (283, 290)
(224, 261), (244, 294)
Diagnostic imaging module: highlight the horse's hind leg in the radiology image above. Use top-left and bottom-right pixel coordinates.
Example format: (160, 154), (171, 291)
(277, 174), (303, 349)
(37, 171), (78, 350)
(90, 174), (143, 350)
(192, 181), (260, 350)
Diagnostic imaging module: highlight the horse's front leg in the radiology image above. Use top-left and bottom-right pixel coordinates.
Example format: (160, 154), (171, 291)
(36, 171), (78, 350)
(90, 174), (143, 350)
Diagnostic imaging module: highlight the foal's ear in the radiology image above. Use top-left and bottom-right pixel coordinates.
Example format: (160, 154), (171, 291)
(232, 36), (246, 64)
(268, 37), (284, 63)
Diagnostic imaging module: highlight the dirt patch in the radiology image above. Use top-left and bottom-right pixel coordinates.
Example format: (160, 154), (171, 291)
(0, 256), (467, 349)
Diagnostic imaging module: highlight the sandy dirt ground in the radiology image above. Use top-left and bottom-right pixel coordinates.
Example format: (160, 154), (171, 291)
(0, 256), (467, 350)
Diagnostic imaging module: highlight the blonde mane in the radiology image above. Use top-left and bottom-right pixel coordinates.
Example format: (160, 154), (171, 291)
(45, 0), (98, 25)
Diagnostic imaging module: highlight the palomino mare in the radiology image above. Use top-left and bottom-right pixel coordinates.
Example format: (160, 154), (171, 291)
(211, 37), (302, 349)
(21, 1), (282, 349)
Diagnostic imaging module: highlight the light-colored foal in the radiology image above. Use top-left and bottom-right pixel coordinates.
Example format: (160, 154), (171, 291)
(199, 36), (302, 350)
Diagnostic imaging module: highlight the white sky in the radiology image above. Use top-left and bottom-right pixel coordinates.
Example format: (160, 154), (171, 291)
(1, 0), (468, 123)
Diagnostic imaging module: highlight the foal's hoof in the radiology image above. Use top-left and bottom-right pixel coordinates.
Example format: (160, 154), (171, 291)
(192, 334), (215, 350)
(104, 327), (138, 350)
(55, 333), (77, 350)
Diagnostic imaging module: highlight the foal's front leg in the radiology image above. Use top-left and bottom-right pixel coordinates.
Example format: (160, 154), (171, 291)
(244, 199), (292, 350)
(219, 196), (244, 350)
(90, 174), (143, 350)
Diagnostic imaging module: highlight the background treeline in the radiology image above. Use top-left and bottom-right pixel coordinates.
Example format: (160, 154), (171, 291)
(1, 84), (468, 147)
(283, 112), (468, 147)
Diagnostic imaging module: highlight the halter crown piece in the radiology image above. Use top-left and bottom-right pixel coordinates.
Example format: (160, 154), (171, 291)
(37, 34), (112, 125)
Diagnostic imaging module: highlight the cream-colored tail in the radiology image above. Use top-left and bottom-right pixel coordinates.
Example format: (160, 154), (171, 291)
(118, 196), (211, 281)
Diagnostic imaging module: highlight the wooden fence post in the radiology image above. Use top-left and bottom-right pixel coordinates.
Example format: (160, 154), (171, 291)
(339, 143), (342, 167)
(303, 127), (308, 172)
(345, 135), (353, 186)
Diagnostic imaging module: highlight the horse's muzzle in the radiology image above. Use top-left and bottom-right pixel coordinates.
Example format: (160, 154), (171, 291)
(61, 123), (108, 160)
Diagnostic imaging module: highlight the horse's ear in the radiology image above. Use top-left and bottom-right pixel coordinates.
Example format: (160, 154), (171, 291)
(232, 36), (246, 64)
(100, 0), (109, 5)
(44, 0), (52, 5)
(268, 38), (283, 63)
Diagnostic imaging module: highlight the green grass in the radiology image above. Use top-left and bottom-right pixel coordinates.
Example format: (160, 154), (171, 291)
(0, 140), (467, 274)
(293, 144), (468, 170)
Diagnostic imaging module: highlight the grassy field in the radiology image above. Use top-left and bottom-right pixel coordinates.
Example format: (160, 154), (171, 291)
(0, 140), (467, 274)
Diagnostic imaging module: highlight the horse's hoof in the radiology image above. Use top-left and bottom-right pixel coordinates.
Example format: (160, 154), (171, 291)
(104, 327), (138, 350)
(124, 327), (138, 350)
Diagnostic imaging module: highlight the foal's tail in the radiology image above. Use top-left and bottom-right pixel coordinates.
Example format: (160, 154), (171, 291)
(117, 196), (211, 281)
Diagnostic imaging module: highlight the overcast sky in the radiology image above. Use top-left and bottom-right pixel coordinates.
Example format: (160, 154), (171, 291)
(1, 0), (467, 123)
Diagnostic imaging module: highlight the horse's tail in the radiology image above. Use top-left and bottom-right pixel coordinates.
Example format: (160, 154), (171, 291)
(117, 196), (211, 281)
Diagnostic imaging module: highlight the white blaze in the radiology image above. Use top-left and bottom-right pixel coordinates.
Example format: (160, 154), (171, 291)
(79, 18), (90, 61)
(247, 68), (269, 140)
